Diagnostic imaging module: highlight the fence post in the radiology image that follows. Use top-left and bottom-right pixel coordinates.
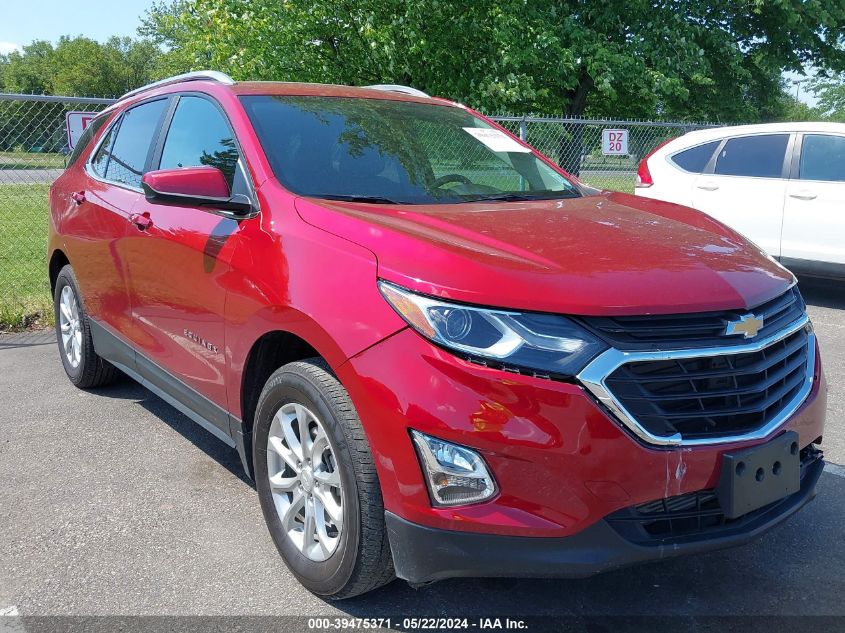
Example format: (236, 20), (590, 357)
(519, 116), (527, 191)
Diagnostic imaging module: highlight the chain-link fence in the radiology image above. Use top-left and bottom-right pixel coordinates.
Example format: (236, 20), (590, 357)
(493, 115), (710, 192)
(0, 94), (114, 327)
(0, 92), (711, 328)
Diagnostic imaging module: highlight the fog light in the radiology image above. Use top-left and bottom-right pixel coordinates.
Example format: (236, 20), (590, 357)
(410, 430), (497, 506)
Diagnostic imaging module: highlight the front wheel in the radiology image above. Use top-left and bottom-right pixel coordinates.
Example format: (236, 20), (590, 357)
(253, 359), (394, 599)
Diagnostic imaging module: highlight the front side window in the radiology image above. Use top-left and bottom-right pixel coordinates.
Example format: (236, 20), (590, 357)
(240, 95), (580, 204)
(799, 134), (845, 182)
(714, 134), (789, 179)
(669, 140), (719, 173)
(103, 98), (169, 188)
(159, 96), (240, 188)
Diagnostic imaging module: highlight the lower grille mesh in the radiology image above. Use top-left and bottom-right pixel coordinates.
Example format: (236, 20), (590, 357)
(607, 446), (823, 545)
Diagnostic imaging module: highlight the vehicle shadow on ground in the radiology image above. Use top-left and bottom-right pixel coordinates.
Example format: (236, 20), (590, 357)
(88, 373), (253, 486)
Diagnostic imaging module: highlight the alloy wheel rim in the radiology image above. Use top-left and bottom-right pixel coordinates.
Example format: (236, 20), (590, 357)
(267, 402), (343, 562)
(59, 285), (82, 369)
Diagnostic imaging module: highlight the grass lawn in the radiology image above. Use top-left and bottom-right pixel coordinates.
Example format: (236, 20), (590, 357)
(0, 152), (66, 170)
(0, 183), (52, 329)
(579, 173), (636, 194)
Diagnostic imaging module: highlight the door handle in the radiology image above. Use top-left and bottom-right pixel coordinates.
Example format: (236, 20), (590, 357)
(71, 191), (86, 205)
(696, 183), (719, 191)
(789, 191), (817, 201)
(129, 212), (153, 230)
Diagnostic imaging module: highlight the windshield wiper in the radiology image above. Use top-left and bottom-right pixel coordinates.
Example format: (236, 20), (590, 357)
(312, 194), (403, 204)
(460, 191), (581, 203)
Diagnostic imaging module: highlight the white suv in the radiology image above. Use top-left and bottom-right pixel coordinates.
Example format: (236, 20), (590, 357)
(634, 122), (845, 279)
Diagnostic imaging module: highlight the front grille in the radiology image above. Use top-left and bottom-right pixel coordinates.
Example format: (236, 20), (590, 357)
(579, 287), (805, 350)
(607, 446), (822, 545)
(604, 327), (810, 440)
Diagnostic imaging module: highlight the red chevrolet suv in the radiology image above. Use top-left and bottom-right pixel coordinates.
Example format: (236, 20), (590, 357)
(49, 71), (827, 599)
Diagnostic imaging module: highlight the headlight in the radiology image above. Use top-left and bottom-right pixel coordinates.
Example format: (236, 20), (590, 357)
(379, 281), (607, 377)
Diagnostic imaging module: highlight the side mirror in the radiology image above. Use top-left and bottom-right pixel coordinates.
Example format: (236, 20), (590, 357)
(141, 167), (253, 214)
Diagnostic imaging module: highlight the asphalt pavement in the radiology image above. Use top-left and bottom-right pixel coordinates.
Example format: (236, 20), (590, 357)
(1, 279), (844, 625)
(0, 169), (63, 185)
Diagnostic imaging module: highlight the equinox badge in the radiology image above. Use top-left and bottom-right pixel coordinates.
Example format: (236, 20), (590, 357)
(725, 314), (764, 339)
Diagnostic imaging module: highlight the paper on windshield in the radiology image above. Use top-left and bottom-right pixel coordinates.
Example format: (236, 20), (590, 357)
(462, 127), (531, 153)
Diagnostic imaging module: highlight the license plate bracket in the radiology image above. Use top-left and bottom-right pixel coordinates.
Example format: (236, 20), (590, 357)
(716, 431), (800, 520)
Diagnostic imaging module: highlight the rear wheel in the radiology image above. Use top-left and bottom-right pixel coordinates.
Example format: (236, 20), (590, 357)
(53, 265), (119, 388)
(253, 359), (394, 599)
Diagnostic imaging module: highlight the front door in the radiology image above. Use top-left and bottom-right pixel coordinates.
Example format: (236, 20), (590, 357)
(691, 133), (791, 258)
(123, 94), (250, 423)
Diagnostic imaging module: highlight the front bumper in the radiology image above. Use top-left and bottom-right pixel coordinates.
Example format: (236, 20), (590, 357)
(386, 455), (824, 584)
(339, 328), (827, 538)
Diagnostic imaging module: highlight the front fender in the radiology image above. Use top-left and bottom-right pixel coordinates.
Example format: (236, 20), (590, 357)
(223, 194), (406, 419)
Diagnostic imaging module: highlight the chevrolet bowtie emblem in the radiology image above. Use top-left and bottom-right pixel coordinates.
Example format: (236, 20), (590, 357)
(725, 314), (764, 339)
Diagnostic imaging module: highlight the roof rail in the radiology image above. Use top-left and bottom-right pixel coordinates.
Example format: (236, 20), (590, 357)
(119, 71), (235, 101)
(364, 84), (430, 98)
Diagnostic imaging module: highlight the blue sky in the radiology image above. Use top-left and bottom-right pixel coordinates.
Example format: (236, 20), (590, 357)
(0, 0), (156, 52)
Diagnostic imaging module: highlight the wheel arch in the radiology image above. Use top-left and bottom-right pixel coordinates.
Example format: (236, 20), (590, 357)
(48, 249), (70, 294)
(240, 329), (324, 442)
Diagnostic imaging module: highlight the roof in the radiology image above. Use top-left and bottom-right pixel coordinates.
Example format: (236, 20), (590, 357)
(230, 81), (446, 105)
(683, 121), (845, 141)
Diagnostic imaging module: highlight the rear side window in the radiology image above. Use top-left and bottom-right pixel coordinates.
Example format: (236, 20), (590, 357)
(159, 96), (240, 188)
(102, 98), (169, 187)
(714, 134), (789, 178)
(799, 134), (845, 182)
(90, 123), (118, 178)
(669, 140), (719, 173)
(66, 115), (108, 168)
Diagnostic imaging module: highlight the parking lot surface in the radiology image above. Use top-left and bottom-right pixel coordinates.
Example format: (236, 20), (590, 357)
(1, 279), (844, 623)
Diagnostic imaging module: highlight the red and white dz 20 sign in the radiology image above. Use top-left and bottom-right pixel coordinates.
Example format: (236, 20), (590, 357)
(602, 129), (629, 156)
(66, 111), (97, 150)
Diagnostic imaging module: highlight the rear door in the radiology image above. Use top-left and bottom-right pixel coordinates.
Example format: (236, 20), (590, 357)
(123, 93), (253, 425)
(67, 98), (169, 335)
(691, 133), (792, 257)
(781, 133), (845, 272)
(652, 139), (721, 207)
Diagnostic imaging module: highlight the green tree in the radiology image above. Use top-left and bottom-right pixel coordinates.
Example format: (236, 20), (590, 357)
(809, 74), (845, 121)
(3, 40), (55, 94)
(141, 0), (845, 122)
(1, 36), (163, 97)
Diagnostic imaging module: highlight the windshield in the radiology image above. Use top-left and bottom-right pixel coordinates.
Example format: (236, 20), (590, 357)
(240, 95), (580, 204)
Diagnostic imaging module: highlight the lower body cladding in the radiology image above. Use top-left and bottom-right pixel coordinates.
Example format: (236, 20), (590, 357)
(338, 328), (827, 584)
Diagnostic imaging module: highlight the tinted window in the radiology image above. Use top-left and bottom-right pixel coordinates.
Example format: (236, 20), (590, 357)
(714, 134), (789, 178)
(240, 95), (579, 204)
(67, 115), (108, 168)
(670, 140), (719, 173)
(159, 96), (240, 187)
(799, 134), (845, 182)
(105, 99), (168, 187)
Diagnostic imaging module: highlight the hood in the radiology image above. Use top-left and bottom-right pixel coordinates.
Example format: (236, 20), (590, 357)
(294, 191), (794, 316)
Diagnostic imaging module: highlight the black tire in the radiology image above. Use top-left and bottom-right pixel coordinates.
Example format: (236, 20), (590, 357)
(253, 358), (394, 599)
(53, 265), (119, 389)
